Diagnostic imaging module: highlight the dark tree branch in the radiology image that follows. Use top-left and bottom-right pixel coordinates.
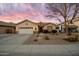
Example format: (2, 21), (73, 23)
(70, 4), (78, 23)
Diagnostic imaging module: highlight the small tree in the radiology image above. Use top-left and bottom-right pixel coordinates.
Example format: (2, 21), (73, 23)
(45, 3), (79, 35)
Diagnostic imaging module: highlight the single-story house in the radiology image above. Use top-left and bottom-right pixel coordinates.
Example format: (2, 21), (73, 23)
(16, 19), (39, 34)
(43, 23), (56, 32)
(0, 21), (15, 34)
(58, 23), (65, 32)
(0, 19), (57, 34)
(16, 19), (57, 34)
(72, 19), (79, 32)
(58, 18), (79, 32)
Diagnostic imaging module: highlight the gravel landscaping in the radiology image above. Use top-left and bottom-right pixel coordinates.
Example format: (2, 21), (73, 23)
(23, 33), (79, 45)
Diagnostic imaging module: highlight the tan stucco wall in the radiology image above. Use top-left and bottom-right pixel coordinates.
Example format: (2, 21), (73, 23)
(58, 20), (79, 31)
(43, 24), (56, 30)
(0, 27), (15, 34)
(73, 21), (79, 31)
(73, 21), (79, 27)
(16, 21), (39, 33)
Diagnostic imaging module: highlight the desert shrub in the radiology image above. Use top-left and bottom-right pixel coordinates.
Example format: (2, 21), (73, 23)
(64, 34), (78, 42)
(44, 36), (49, 40)
(34, 39), (38, 42)
(74, 34), (78, 41)
(67, 32), (72, 36)
(52, 30), (57, 33)
(43, 30), (48, 33)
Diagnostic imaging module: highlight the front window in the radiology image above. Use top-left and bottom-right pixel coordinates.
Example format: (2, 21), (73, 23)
(56, 27), (59, 29)
(20, 27), (33, 29)
(47, 26), (52, 29)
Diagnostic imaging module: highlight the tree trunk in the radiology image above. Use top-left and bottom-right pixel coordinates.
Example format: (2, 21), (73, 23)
(64, 19), (68, 34)
(64, 19), (71, 35)
(64, 4), (69, 35)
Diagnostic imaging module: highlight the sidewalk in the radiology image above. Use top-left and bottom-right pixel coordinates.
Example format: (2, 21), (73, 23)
(0, 44), (79, 56)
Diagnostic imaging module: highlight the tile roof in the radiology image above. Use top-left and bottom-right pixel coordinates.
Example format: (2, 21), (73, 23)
(0, 21), (15, 27)
(16, 19), (56, 26)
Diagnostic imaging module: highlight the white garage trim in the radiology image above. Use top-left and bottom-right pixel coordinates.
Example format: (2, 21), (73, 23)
(18, 29), (33, 34)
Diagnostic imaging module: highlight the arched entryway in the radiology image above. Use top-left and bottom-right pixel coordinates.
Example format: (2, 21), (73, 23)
(38, 26), (43, 33)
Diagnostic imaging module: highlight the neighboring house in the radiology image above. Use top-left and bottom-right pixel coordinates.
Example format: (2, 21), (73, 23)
(58, 23), (65, 32)
(16, 19), (39, 34)
(43, 23), (56, 32)
(0, 21), (15, 34)
(58, 18), (79, 32)
(72, 19), (79, 32)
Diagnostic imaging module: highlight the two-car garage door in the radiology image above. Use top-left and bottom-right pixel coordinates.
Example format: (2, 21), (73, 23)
(18, 27), (33, 34)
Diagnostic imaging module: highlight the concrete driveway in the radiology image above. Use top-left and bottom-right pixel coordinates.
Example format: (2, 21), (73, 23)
(0, 34), (31, 45)
(0, 34), (79, 56)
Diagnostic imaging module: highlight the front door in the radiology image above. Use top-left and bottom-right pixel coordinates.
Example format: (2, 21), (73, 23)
(47, 26), (52, 32)
(38, 26), (43, 33)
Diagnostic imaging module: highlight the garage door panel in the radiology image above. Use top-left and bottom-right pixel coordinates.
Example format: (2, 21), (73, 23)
(19, 29), (33, 34)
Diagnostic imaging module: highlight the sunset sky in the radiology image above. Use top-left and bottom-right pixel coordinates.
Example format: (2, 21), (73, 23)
(0, 3), (63, 24)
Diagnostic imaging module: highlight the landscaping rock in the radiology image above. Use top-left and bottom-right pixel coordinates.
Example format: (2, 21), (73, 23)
(63, 34), (78, 42)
